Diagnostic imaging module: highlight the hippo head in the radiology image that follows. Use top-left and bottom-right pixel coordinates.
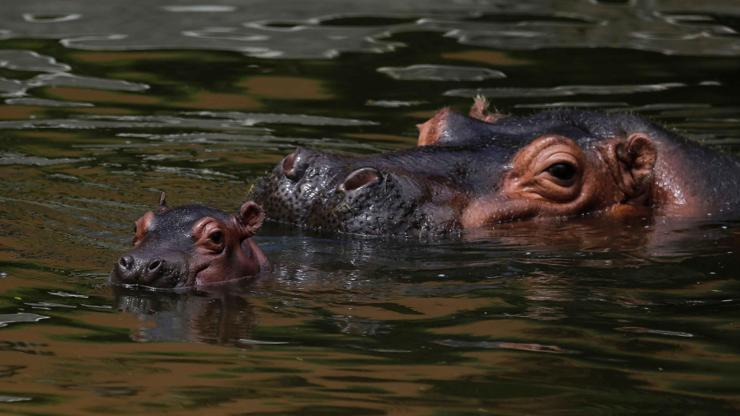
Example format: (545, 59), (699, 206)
(250, 99), (669, 238)
(111, 194), (268, 289)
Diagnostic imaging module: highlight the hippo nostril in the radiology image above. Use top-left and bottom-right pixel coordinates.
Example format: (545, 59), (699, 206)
(340, 167), (382, 192)
(147, 259), (162, 272)
(118, 255), (134, 270)
(282, 152), (296, 175)
(281, 150), (307, 181)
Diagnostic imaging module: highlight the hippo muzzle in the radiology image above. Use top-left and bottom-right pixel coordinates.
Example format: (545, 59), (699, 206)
(250, 144), (513, 237)
(113, 245), (188, 287)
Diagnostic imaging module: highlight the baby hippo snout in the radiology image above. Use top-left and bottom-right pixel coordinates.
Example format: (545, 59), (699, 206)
(113, 254), (173, 285)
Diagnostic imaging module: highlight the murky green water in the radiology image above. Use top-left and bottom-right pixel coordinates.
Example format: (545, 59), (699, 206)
(1, 1), (740, 414)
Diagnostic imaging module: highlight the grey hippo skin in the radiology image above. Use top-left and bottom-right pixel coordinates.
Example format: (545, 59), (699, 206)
(111, 194), (269, 289)
(249, 98), (740, 238)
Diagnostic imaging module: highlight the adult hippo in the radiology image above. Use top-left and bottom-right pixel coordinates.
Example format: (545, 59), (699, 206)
(111, 193), (269, 288)
(250, 98), (740, 237)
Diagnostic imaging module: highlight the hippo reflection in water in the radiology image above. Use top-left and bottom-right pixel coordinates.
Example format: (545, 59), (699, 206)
(250, 98), (740, 237)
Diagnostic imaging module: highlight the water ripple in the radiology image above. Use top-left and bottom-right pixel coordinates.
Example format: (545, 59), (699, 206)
(0, 395), (32, 403)
(445, 82), (686, 98)
(378, 64), (505, 81)
(1, 1), (739, 57)
(0, 152), (91, 166)
(0, 312), (49, 327)
(0, 112), (375, 131)
(0, 49), (148, 105)
(0, 49), (70, 72)
(615, 326), (695, 338)
(435, 339), (578, 354)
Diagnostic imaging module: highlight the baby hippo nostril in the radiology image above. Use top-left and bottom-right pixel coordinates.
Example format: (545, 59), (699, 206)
(147, 259), (163, 273)
(118, 255), (134, 270)
(339, 167), (382, 192)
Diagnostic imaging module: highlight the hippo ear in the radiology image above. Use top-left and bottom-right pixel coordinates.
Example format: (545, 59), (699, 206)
(416, 101), (508, 147)
(616, 133), (657, 198)
(468, 95), (507, 123)
(237, 201), (265, 237)
(416, 108), (450, 146)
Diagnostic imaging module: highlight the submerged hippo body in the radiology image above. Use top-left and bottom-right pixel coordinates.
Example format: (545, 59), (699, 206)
(111, 195), (268, 289)
(250, 99), (740, 237)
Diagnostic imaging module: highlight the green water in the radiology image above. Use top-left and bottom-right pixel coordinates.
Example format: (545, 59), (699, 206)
(1, 1), (739, 414)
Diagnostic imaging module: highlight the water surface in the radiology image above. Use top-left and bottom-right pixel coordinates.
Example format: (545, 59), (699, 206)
(1, 1), (739, 414)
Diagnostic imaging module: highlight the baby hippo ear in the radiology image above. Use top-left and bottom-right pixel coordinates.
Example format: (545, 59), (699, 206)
(616, 133), (658, 197)
(237, 201), (265, 237)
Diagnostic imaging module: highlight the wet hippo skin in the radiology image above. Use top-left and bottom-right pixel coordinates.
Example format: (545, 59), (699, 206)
(111, 193), (269, 289)
(250, 98), (740, 237)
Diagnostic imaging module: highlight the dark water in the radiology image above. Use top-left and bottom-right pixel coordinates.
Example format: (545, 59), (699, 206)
(1, 0), (740, 414)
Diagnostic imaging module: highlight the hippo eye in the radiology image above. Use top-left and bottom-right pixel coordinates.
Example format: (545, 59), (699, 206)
(546, 162), (577, 182)
(208, 231), (223, 244)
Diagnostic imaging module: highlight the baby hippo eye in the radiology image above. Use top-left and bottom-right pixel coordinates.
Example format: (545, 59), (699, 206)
(208, 231), (223, 244)
(546, 162), (577, 181)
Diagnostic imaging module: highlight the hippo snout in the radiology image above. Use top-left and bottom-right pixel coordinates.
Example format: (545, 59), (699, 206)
(113, 252), (182, 286)
(250, 148), (451, 236)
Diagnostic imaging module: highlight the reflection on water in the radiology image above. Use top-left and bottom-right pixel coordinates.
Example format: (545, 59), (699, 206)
(378, 64), (507, 81)
(1, 0), (739, 57)
(1, 0), (740, 414)
(114, 286), (256, 345)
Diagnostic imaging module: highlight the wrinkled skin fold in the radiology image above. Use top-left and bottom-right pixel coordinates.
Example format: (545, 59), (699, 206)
(249, 99), (740, 237)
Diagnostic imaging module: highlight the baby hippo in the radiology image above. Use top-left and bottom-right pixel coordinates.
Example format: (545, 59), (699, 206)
(111, 193), (269, 289)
